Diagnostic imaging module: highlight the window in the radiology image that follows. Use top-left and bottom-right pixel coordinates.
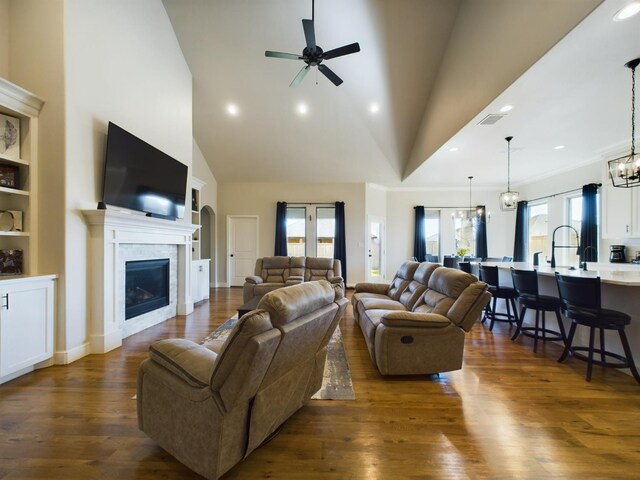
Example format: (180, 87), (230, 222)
(528, 202), (548, 263)
(559, 195), (582, 267)
(316, 207), (335, 258)
(424, 210), (440, 259)
(285, 205), (336, 257)
(286, 207), (306, 256)
(454, 214), (475, 256)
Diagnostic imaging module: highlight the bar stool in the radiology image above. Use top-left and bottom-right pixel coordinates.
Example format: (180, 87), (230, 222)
(458, 261), (472, 274)
(555, 273), (640, 384)
(510, 268), (567, 353)
(479, 265), (518, 331)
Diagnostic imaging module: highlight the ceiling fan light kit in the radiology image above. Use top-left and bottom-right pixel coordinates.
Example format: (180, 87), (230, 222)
(608, 58), (640, 188)
(499, 135), (519, 210)
(265, 0), (360, 87)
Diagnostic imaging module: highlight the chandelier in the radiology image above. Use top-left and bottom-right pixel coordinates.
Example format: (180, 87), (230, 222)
(608, 58), (640, 188)
(499, 136), (519, 210)
(453, 176), (488, 223)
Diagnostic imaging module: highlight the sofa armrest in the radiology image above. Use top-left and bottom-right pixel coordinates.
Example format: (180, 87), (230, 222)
(380, 311), (452, 328)
(285, 275), (304, 286)
(329, 276), (344, 285)
(244, 275), (263, 285)
(149, 338), (217, 388)
(353, 282), (389, 294)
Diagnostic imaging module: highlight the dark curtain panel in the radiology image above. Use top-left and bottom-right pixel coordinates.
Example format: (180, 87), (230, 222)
(513, 200), (529, 262)
(413, 206), (426, 262)
(580, 183), (599, 262)
(334, 201), (347, 284)
(274, 201), (288, 256)
(475, 206), (488, 260)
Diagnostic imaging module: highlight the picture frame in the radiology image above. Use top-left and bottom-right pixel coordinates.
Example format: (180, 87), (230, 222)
(0, 163), (19, 189)
(0, 113), (20, 161)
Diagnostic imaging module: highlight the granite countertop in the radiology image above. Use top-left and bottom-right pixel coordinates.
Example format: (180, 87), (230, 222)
(474, 262), (640, 286)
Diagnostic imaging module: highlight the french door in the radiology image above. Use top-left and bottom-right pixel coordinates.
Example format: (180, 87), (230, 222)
(285, 205), (335, 258)
(367, 216), (385, 282)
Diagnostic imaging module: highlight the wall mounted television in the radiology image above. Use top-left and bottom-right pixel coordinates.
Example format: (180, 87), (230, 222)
(102, 122), (188, 220)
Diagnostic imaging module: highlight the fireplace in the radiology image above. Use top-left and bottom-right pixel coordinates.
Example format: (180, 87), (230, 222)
(125, 259), (170, 319)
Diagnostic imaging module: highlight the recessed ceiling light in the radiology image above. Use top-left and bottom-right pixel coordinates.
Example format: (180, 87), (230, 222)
(613, 2), (640, 21)
(449, 147), (459, 152)
(499, 104), (514, 113)
(226, 103), (239, 116)
(554, 145), (566, 150)
(296, 103), (308, 115)
(369, 103), (380, 114)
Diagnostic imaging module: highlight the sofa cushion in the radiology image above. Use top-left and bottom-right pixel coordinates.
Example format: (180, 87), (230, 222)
(413, 262), (440, 285)
(305, 257), (339, 281)
(290, 256), (306, 277)
(380, 311), (452, 328)
(413, 289), (454, 316)
(359, 297), (406, 311)
(261, 256), (292, 282)
(428, 267), (475, 298)
(150, 338), (218, 388)
(258, 280), (334, 327)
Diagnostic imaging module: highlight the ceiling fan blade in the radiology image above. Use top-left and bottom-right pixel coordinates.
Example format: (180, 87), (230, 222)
(290, 65), (310, 88)
(302, 19), (316, 52)
(318, 64), (343, 86)
(265, 51), (303, 60)
(322, 42), (361, 60)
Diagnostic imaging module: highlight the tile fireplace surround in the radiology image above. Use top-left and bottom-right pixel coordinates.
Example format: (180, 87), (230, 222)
(82, 210), (197, 354)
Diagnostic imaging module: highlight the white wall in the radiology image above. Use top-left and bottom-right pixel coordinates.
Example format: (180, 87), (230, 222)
(0, 0), (8, 78)
(193, 139), (218, 284)
(61, 0), (192, 358)
(218, 182), (366, 287)
(385, 187), (511, 280)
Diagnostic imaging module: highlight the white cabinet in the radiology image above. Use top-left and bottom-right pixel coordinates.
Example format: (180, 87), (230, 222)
(0, 275), (55, 382)
(191, 259), (210, 303)
(602, 184), (634, 238)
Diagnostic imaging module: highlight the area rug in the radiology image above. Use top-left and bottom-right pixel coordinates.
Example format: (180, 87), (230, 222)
(202, 316), (355, 400)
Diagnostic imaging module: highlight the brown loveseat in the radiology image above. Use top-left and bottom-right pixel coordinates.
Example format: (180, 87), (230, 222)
(137, 280), (349, 480)
(352, 261), (491, 375)
(243, 256), (343, 303)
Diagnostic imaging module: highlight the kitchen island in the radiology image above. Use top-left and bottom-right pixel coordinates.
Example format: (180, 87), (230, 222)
(471, 261), (640, 379)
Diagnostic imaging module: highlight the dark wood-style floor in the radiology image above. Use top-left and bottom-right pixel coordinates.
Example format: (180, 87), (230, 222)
(1, 288), (639, 479)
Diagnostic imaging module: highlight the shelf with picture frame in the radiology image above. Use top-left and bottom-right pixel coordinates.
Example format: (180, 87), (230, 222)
(0, 77), (44, 276)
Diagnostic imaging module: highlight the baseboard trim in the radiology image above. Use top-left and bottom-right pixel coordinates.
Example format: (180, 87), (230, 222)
(90, 330), (122, 354)
(214, 282), (229, 288)
(54, 342), (91, 364)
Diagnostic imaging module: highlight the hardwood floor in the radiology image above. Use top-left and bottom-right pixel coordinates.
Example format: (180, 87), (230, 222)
(1, 288), (639, 479)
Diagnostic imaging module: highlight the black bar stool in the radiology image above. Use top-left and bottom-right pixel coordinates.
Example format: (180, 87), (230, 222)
(479, 265), (518, 331)
(510, 268), (567, 353)
(458, 261), (472, 274)
(555, 273), (640, 384)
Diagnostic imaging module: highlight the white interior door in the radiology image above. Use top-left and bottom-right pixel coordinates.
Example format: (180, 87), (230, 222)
(228, 216), (258, 287)
(367, 216), (385, 283)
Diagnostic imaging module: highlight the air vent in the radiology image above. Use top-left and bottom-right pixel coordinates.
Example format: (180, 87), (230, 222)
(478, 114), (506, 125)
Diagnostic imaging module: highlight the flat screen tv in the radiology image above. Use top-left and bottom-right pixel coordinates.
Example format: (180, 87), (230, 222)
(102, 122), (188, 220)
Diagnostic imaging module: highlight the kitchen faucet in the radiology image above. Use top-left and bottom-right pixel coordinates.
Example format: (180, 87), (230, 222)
(580, 245), (597, 271)
(550, 225), (580, 268)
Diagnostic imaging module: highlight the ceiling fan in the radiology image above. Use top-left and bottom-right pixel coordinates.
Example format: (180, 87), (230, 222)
(265, 0), (361, 87)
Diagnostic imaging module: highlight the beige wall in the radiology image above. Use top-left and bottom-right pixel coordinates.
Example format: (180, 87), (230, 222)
(7, 0), (193, 360)
(218, 182), (366, 287)
(385, 187), (511, 280)
(0, 0), (8, 77)
(8, 0), (67, 357)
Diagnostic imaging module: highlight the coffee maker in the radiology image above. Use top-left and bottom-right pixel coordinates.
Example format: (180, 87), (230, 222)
(609, 245), (626, 263)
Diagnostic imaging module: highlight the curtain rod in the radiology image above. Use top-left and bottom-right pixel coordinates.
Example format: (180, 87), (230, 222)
(286, 202), (337, 206)
(527, 183), (601, 204)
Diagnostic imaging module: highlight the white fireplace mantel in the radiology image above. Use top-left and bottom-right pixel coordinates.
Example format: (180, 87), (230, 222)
(82, 209), (198, 354)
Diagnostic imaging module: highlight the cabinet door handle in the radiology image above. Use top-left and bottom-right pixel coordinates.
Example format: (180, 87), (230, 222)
(2, 294), (8, 310)
(627, 224), (630, 233)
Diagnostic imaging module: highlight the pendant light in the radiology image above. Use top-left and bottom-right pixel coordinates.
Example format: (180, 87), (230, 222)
(608, 58), (640, 188)
(499, 136), (519, 210)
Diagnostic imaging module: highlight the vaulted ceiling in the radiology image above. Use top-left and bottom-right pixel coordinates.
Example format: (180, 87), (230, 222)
(163, 0), (639, 188)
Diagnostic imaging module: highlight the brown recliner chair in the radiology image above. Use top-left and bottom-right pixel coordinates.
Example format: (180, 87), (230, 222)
(137, 280), (349, 480)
